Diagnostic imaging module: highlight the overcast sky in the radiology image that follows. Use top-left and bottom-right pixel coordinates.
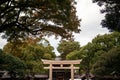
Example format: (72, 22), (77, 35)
(0, 0), (109, 55)
(74, 0), (109, 45)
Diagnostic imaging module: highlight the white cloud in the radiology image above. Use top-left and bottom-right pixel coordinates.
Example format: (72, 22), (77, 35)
(0, 34), (7, 49)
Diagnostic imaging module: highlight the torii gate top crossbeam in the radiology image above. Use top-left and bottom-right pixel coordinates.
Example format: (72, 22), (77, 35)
(42, 59), (82, 65)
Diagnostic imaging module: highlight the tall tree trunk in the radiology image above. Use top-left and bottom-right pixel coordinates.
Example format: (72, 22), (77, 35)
(86, 68), (90, 80)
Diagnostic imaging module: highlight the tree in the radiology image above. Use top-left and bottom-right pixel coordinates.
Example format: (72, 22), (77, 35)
(66, 50), (80, 60)
(81, 32), (120, 76)
(20, 41), (55, 74)
(66, 32), (120, 79)
(3, 38), (55, 59)
(92, 47), (120, 77)
(3, 38), (55, 74)
(0, 0), (80, 41)
(0, 49), (26, 79)
(92, 32), (120, 51)
(3, 41), (26, 58)
(4, 54), (26, 79)
(57, 40), (80, 59)
(92, 0), (120, 31)
(80, 43), (96, 80)
(67, 43), (96, 79)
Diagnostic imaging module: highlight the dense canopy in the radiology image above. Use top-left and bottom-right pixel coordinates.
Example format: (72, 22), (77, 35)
(0, 0), (80, 41)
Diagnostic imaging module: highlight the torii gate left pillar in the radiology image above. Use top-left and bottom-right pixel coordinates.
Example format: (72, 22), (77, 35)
(49, 64), (52, 80)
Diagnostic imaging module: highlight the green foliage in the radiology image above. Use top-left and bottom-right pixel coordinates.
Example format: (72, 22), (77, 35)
(3, 41), (26, 58)
(92, 32), (120, 51)
(92, 0), (120, 31)
(66, 50), (80, 60)
(66, 32), (120, 77)
(78, 43), (97, 77)
(57, 40), (80, 59)
(0, 0), (80, 41)
(4, 54), (26, 77)
(21, 44), (44, 60)
(3, 38), (55, 74)
(0, 49), (26, 78)
(92, 47), (120, 76)
(80, 32), (120, 77)
(43, 53), (52, 60)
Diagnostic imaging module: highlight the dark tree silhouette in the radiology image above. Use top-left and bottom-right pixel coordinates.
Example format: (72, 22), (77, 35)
(93, 0), (120, 32)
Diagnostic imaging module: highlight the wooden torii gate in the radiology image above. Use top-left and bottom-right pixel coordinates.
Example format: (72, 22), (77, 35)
(42, 59), (82, 80)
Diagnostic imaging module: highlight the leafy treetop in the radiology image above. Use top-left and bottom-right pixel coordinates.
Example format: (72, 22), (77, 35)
(0, 0), (80, 41)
